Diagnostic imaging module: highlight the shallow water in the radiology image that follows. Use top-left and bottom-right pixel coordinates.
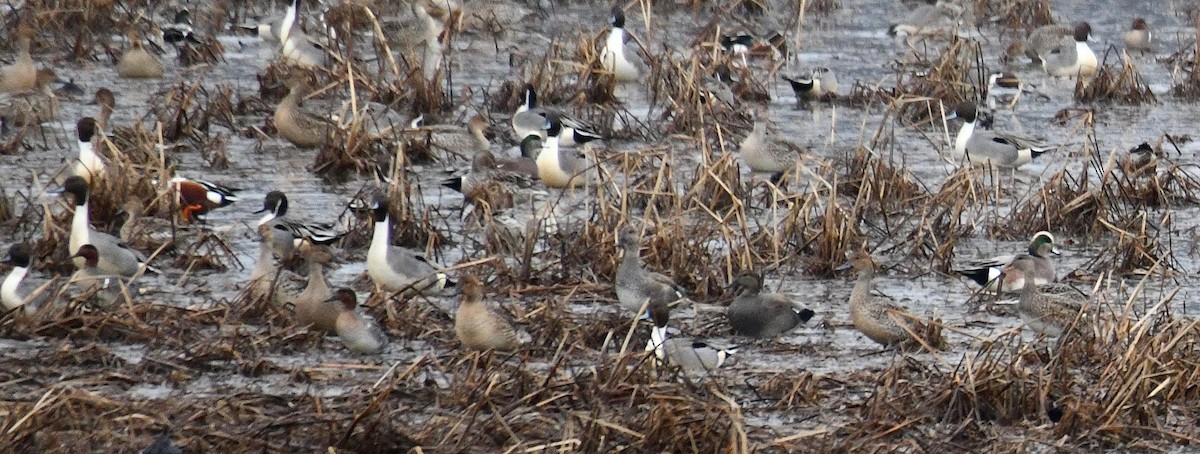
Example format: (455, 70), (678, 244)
(2, 0), (1200, 449)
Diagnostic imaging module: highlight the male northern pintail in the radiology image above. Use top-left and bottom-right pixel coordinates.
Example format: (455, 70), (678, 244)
(600, 6), (645, 83)
(442, 149), (538, 199)
(948, 102), (1054, 169)
(847, 249), (929, 347)
(1041, 22), (1097, 78)
(1013, 261), (1086, 337)
(275, 76), (332, 148)
(957, 231), (1058, 293)
(117, 30), (164, 79)
(0, 28), (36, 94)
(1123, 18), (1153, 52)
(727, 271), (815, 338)
(367, 197), (448, 295)
(645, 303), (734, 374)
(738, 114), (809, 177)
(2, 243), (44, 313)
(292, 243), (336, 332)
(169, 177), (239, 221)
(985, 72), (1023, 110)
(62, 176), (151, 277)
(615, 226), (684, 316)
(511, 84), (603, 147)
(255, 190), (344, 245)
(70, 244), (139, 306)
(781, 68), (837, 104)
(455, 274), (519, 351)
(536, 115), (591, 188)
(331, 288), (388, 354)
(71, 117), (106, 183)
(162, 9), (202, 46)
(279, 0), (326, 68)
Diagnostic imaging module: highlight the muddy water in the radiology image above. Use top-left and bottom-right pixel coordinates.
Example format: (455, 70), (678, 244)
(3, 0), (1200, 446)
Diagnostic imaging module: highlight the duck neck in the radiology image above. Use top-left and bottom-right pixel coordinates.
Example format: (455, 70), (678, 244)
(249, 241), (276, 281)
(307, 262), (328, 295)
(851, 267), (875, 304)
(955, 120), (974, 156)
(1, 266), (28, 309)
(648, 324), (668, 359)
(619, 243), (642, 276)
(72, 198), (90, 243)
(369, 217), (390, 260)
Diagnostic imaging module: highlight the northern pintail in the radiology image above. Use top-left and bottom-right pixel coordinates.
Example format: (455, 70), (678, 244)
(274, 76), (332, 148)
(279, 0), (326, 68)
(367, 197), (448, 295)
(92, 88), (115, 132)
(2, 243), (44, 313)
(63, 176), (151, 277)
(330, 288), (388, 354)
(409, 114), (490, 155)
(248, 223), (303, 306)
(443, 149), (538, 200)
(70, 244), (139, 306)
(511, 85), (603, 147)
(645, 303), (734, 374)
(455, 274), (519, 351)
(888, 0), (967, 37)
(949, 102), (1053, 169)
(985, 72), (1022, 110)
(600, 6), (645, 83)
(738, 115), (809, 176)
(1041, 22), (1097, 78)
(1123, 18), (1153, 52)
(847, 249), (925, 347)
(380, 1), (444, 50)
(116, 30), (165, 79)
(781, 68), (837, 103)
(72, 117), (106, 183)
(536, 116), (591, 188)
(255, 190), (344, 245)
(162, 9), (202, 46)
(170, 177), (239, 221)
(727, 271), (815, 338)
(615, 226), (684, 316)
(293, 243), (336, 332)
(719, 31), (754, 68)
(0, 29), (36, 94)
(957, 231), (1058, 293)
(1013, 261), (1085, 337)
(0, 68), (59, 129)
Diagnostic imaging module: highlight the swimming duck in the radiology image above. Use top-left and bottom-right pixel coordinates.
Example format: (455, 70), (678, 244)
(0, 28), (37, 94)
(847, 249), (934, 348)
(781, 68), (837, 103)
(645, 303), (734, 373)
(116, 29), (165, 79)
(274, 76), (332, 148)
(2, 243), (46, 313)
(615, 226), (684, 316)
(169, 177), (239, 222)
(1123, 18), (1153, 52)
(455, 274), (519, 351)
(510, 84), (603, 146)
(1040, 22), (1097, 78)
(71, 117), (106, 183)
(70, 244), (139, 306)
(62, 176), (151, 277)
(292, 243), (335, 332)
(1012, 261), (1086, 337)
(367, 197), (448, 295)
(255, 190), (344, 245)
(957, 231), (1058, 293)
(535, 115), (591, 188)
(738, 114), (809, 176)
(600, 6), (645, 83)
(949, 102), (1053, 169)
(727, 271), (815, 338)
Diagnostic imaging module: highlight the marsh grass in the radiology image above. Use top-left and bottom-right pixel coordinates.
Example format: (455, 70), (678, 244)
(1074, 51), (1157, 104)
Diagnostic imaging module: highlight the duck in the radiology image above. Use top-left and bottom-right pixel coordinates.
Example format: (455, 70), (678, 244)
(70, 244), (139, 306)
(1012, 260), (1086, 337)
(1123, 18), (1153, 52)
(887, 0), (967, 37)
(600, 6), (645, 83)
(53, 78), (85, 99)
(329, 288), (388, 354)
(92, 88), (115, 132)
(454, 274), (519, 351)
(948, 102), (1054, 169)
(274, 76), (332, 148)
(985, 72), (1023, 110)
(645, 303), (734, 373)
(738, 114), (809, 177)
(2, 243), (46, 313)
(367, 197), (448, 295)
(255, 190), (344, 245)
(0, 28), (37, 94)
(278, 0), (326, 68)
(847, 248), (934, 348)
(727, 271), (815, 338)
(62, 176), (151, 277)
(443, 149), (538, 199)
(957, 231), (1058, 293)
(615, 226), (684, 316)
(536, 115), (591, 188)
(71, 117), (106, 183)
(162, 9), (201, 46)
(407, 114), (491, 156)
(292, 243), (336, 332)
(0, 68), (59, 129)
(247, 223), (303, 306)
(510, 84), (603, 146)
(1041, 22), (1097, 78)
(169, 177), (239, 221)
(116, 29), (165, 79)
(379, 0), (444, 50)
(781, 68), (837, 103)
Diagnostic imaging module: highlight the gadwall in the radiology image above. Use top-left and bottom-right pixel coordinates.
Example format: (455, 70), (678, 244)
(727, 271), (815, 338)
